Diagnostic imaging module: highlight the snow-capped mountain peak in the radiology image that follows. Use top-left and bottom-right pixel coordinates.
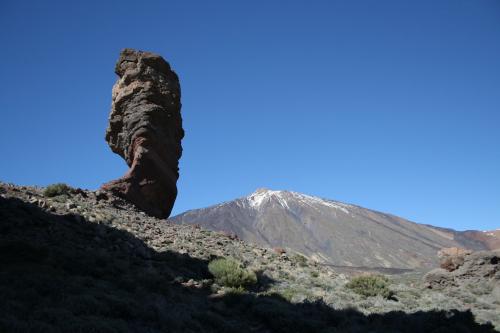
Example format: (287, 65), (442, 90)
(245, 188), (352, 213)
(247, 188), (287, 208)
(170, 188), (495, 269)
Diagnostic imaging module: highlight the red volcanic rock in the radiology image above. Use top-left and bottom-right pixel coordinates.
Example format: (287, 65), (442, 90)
(424, 250), (500, 289)
(102, 49), (184, 218)
(438, 247), (472, 272)
(273, 247), (286, 255)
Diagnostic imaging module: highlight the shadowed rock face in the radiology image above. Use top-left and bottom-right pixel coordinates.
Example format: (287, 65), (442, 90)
(102, 48), (184, 218)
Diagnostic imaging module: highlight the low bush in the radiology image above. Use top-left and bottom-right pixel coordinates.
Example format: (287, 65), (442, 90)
(346, 274), (393, 299)
(208, 258), (257, 288)
(280, 288), (297, 302)
(292, 254), (308, 267)
(44, 183), (71, 197)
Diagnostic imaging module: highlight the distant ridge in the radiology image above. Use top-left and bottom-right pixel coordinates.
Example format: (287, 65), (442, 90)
(170, 188), (498, 269)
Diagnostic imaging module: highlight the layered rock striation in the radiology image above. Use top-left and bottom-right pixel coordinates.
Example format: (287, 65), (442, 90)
(102, 48), (184, 218)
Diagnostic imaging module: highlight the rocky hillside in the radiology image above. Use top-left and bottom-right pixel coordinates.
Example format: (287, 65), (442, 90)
(1, 182), (499, 332)
(424, 248), (500, 291)
(170, 188), (497, 270)
(457, 229), (500, 251)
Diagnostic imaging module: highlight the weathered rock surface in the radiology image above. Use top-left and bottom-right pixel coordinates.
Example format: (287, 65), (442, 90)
(102, 48), (184, 218)
(424, 250), (500, 290)
(438, 247), (473, 271)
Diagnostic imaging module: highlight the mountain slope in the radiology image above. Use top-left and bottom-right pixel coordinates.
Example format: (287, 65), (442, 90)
(1, 182), (499, 331)
(170, 188), (491, 269)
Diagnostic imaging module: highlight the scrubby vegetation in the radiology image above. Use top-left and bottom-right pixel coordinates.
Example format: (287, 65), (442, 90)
(0, 182), (498, 332)
(292, 254), (308, 267)
(208, 258), (257, 288)
(346, 274), (394, 299)
(44, 183), (72, 197)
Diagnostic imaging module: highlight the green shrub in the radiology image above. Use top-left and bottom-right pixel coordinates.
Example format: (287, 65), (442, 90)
(280, 288), (296, 302)
(225, 286), (247, 295)
(292, 254), (308, 267)
(346, 274), (393, 298)
(208, 258), (257, 288)
(44, 183), (71, 197)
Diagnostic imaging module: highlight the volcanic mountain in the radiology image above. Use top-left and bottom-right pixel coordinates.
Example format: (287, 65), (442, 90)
(170, 188), (498, 269)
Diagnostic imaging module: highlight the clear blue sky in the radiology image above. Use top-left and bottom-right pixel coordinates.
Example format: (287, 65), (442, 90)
(1, 0), (499, 231)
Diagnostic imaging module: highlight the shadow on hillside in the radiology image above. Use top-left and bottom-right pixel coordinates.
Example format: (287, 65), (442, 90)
(0, 196), (497, 333)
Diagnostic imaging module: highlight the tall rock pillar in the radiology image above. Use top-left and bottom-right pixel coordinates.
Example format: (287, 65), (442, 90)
(102, 48), (184, 218)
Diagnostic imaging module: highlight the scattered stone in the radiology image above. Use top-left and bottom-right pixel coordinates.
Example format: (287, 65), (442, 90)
(423, 268), (456, 290)
(95, 191), (109, 201)
(71, 188), (88, 198)
(66, 202), (77, 209)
